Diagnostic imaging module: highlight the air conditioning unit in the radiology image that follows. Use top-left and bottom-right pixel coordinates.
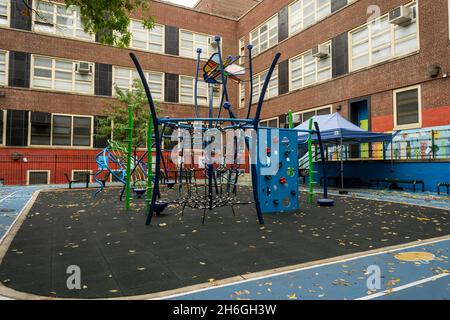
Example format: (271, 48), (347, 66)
(389, 6), (414, 26)
(31, 112), (51, 125)
(208, 37), (218, 48)
(312, 44), (329, 59)
(75, 62), (93, 75)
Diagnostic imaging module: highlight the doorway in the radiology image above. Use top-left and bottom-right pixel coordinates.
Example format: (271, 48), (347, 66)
(349, 98), (370, 159)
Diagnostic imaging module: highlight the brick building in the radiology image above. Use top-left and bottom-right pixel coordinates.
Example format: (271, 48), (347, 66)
(0, 0), (449, 185)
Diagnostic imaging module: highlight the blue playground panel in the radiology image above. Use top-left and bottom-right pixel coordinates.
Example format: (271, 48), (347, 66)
(168, 239), (450, 300)
(257, 128), (300, 214)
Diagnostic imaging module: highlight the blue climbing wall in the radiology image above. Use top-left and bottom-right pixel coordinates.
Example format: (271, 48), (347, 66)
(257, 128), (300, 214)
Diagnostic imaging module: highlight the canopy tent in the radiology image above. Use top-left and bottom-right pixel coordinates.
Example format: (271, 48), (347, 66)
(297, 113), (392, 145)
(295, 113), (392, 191)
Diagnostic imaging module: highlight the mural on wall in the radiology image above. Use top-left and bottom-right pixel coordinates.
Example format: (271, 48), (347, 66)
(388, 125), (450, 160)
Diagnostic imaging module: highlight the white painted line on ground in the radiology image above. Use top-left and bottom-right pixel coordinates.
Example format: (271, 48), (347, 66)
(155, 237), (450, 300)
(0, 191), (19, 204)
(355, 273), (449, 300)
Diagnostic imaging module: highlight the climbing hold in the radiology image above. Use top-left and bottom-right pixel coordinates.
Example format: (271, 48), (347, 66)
(280, 177), (287, 185)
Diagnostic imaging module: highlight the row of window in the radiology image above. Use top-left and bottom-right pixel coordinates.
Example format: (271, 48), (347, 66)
(259, 85), (422, 130)
(0, 0), (218, 60)
(0, 85), (426, 150)
(240, 3), (419, 106)
(0, 50), (223, 106)
(248, 0), (357, 58)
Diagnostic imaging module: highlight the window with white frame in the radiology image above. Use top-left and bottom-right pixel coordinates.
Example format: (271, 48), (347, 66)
(113, 67), (164, 101)
(0, 50), (7, 85)
(30, 113), (93, 147)
(0, 0), (9, 27)
(179, 76), (221, 107)
(290, 42), (331, 91)
(130, 20), (164, 53)
(292, 105), (332, 126)
(239, 83), (245, 109)
(239, 37), (245, 64)
(349, 3), (418, 71)
(289, 0), (331, 36)
(394, 86), (421, 129)
(250, 15), (278, 56)
(260, 117), (279, 128)
(0, 109), (5, 145)
(34, 0), (93, 41)
(27, 170), (50, 185)
(180, 30), (217, 60)
(32, 56), (94, 94)
(252, 66), (279, 102)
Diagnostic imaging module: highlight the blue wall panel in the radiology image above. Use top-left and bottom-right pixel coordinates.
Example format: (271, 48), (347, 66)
(315, 161), (450, 192)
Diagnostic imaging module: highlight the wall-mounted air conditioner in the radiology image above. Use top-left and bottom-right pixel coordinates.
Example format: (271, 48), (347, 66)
(312, 44), (329, 59)
(30, 112), (51, 125)
(75, 62), (93, 75)
(389, 6), (414, 27)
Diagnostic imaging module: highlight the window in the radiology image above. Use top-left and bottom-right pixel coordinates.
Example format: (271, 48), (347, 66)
(0, 0), (9, 27)
(349, 4), (418, 71)
(0, 50), (7, 85)
(113, 67), (164, 101)
(179, 76), (220, 107)
(27, 171), (50, 185)
(33, 0), (93, 41)
(394, 86), (421, 129)
(291, 106), (332, 126)
(289, 0), (331, 36)
(0, 109), (5, 145)
(239, 83), (245, 109)
(32, 56), (94, 94)
(30, 114), (93, 147)
(260, 117), (279, 128)
(290, 42), (332, 91)
(250, 15), (278, 56)
(239, 37), (245, 64)
(252, 66), (279, 102)
(180, 30), (217, 60)
(130, 20), (164, 53)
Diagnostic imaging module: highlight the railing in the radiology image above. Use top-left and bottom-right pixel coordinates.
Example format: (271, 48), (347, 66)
(325, 127), (450, 162)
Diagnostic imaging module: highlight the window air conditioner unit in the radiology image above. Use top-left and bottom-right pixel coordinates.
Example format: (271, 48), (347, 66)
(208, 37), (218, 48)
(389, 6), (414, 27)
(75, 62), (93, 75)
(31, 112), (51, 125)
(312, 44), (329, 59)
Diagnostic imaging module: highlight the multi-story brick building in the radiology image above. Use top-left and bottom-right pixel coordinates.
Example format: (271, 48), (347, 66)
(0, 0), (449, 186)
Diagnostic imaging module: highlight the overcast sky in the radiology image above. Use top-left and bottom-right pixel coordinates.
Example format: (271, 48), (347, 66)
(165, 0), (198, 7)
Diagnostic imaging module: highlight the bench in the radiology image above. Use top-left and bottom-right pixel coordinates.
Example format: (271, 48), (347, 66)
(370, 178), (425, 193)
(437, 182), (450, 195)
(64, 173), (89, 189)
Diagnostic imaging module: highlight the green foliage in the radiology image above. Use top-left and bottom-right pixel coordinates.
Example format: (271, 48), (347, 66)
(96, 79), (159, 149)
(64, 0), (154, 47)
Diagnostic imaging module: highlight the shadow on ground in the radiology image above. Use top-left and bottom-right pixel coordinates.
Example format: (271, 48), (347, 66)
(0, 187), (448, 298)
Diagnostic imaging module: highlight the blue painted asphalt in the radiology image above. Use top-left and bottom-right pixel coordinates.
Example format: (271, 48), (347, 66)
(0, 186), (42, 242)
(166, 239), (450, 300)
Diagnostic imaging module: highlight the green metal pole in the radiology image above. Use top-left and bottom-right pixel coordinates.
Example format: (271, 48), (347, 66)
(288, 110), (294, 129)
(146, 114), (153, 209)
(125, 104), (133, 211)
(308, 118), (314, 204)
